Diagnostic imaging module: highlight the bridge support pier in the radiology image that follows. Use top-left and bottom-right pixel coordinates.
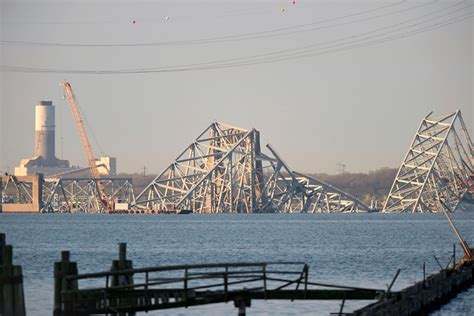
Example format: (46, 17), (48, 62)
(234, 297), (251, 316)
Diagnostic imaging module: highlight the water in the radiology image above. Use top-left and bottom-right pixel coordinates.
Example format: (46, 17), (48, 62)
(1, 213), (473, 315)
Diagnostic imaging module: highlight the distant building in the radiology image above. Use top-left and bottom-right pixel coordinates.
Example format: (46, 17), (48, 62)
(95, 156), (117, 176)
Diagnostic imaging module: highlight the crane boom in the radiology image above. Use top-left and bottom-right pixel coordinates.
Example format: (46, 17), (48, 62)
(61, 81), (108, 210)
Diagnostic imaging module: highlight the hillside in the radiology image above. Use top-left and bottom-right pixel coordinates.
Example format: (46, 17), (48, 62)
(308, 167), (398, 207)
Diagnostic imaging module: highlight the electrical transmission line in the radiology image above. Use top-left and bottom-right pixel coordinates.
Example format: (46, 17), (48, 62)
(1, 2), (471, 74)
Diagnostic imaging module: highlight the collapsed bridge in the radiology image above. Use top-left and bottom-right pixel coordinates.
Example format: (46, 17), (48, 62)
(383, 110), (473, 213)
(133, 122), (370, 213)
(3, 111), (471, 214)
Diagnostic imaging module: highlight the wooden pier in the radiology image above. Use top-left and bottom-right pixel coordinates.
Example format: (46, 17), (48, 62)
(351, 259), (474, 316)
(0, 234), (471, 315)
(53, 243), (383, 315)
(51, 242), (474, 316)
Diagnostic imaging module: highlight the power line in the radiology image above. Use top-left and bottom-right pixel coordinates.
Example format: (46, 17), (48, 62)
(106, 12), (473, 73)
(135, 2), (470, 72)
(0, 0), (416, 47)
(1, 2), (314, 26)
(3, 14), (470, 75)
(1, 3), (471, 75)
(187, 4), (472, 70)
(201, 13), (473, 71)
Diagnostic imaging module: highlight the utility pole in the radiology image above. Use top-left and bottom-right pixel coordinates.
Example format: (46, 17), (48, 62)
(143, 166), (147, 178)
(337, 162), (346, 175)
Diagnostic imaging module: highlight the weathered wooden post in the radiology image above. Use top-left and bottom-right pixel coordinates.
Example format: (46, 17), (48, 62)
(423, 261), (426, 288)
(110, 243), (135, 315)
(0, 233), (26, 316)
(453, 243), (456, 268)
(53, 251), (78, 316)
(0, 233), (5, 261)
(234, 297), (251, 316)
(0, 233), (5, 313)
(0, 233), (4, 310)
(111, 243), (134, 287)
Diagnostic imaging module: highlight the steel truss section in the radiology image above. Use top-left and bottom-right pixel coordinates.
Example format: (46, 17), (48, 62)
(42, 177), (135, 213)
(1, 176), (34, 204)
(134, 123), (263, 213)
(255, 146), (369, 213)
(290, 172), (371, 213)
(383, 111), (473, 213)
(134, 122), (371, 213)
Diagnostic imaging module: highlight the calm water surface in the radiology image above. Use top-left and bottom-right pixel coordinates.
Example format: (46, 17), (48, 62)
(0, 213), (473, 315)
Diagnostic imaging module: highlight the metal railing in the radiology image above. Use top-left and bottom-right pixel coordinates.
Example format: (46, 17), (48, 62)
(53, 245), (384, 315)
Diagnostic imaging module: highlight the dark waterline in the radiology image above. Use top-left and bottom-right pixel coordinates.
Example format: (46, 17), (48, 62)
(1, 213), (473, 315)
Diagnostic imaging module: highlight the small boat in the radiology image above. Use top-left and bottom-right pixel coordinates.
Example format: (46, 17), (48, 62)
(178, 209), (193, 215)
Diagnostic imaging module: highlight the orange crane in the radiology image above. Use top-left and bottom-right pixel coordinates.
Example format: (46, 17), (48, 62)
(61, 81), (110, 212)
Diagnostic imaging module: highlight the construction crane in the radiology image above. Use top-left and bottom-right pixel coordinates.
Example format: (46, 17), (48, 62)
(61, 81), (110, 212)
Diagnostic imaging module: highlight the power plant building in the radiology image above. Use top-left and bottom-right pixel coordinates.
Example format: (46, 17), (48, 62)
(15, 101), (73, 176)
(15, 101), (118, 177)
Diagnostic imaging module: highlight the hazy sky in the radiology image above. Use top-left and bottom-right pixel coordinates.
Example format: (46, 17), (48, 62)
(0, 0), (472, 175)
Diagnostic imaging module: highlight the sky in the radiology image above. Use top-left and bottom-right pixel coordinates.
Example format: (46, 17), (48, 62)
(0, 0), (472, 175)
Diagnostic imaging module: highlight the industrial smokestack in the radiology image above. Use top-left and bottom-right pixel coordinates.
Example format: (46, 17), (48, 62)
(35, 101), (57, 166)
(14, 100), (70, 176)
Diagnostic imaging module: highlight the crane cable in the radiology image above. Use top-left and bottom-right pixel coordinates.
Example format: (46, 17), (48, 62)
(69, 91), (106, 156)
(58, 84), (64, 159)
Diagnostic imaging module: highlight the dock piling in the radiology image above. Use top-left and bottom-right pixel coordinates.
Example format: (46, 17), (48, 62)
(111, 242), (134, 287)
(352, 259), (474, 315)
(423, 261), (426, 288)
(234, 297), (251, 316)
(453, 243), (456, 268)
(110, 242), (135, 316)
(0, 233), (26, 316)
(53, 251), (78, 316)
(0, 233), (5, 263)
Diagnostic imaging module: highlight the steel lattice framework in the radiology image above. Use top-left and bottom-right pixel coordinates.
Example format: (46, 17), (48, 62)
(42, 177), (135, 213)
(1, 175), (135, 213)
(1, 176), (35, 204)
(383, 111), (474, 213)
(134, 122), (370, 213)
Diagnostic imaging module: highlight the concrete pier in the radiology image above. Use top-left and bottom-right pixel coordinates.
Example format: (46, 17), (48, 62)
(1, 174), (43, 213)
